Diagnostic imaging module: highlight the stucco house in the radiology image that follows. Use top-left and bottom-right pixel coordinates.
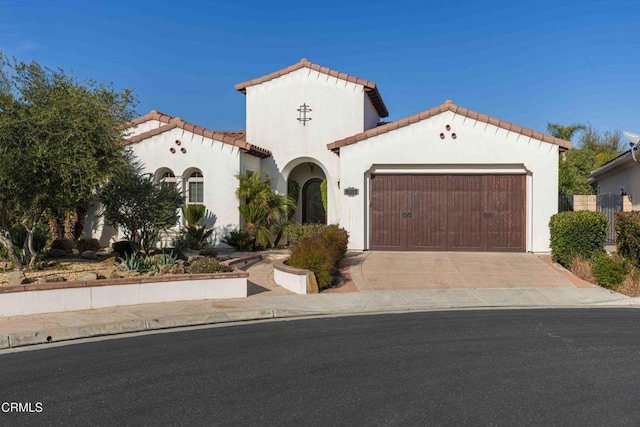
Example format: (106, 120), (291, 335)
(588, 148), (640, 207)
(88, 58), (572, 252)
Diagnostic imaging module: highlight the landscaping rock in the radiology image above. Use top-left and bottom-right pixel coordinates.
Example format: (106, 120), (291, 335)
(96, 268), (114, 279)
(5, 270), (27, 286)
(307, 272), (319, 294)
(110, 270), (141, 279)
(77, 272), (98, 281)
(47, 248), (67, 258)
(160, 264), (185, 275)
(37, 274), (66, 284)
(80, 250), (97, 260)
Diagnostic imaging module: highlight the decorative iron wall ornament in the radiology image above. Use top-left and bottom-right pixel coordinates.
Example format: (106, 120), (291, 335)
(297, 103), (312, 126)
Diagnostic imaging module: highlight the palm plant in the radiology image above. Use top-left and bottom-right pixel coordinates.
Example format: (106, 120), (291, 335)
(547, 123), (586, 141)
(181, 204), (214, 250)
(235, 170), (296, 249)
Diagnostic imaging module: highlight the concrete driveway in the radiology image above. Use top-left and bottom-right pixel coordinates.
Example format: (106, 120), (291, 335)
(349, 252), (579, 291)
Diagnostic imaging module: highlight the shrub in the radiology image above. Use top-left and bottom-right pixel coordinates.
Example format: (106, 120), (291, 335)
(318, 224), (349, 265)
(187, 257), (233, 274)
(171, 234), (190, 255)
(288, 237), (334, 290)
(199, 246), (218, 258)
(592, 253), (626, 289)
(51, 238), (75, 253)
(222, 229), (252, 251)
(615, 211), (640, 267)
(285, 223), (324, 246)
(549, 211), (608, 267)
(287, 224), (349, 291)
(112, 240), (139, 258)
(76, 238), (100, 253)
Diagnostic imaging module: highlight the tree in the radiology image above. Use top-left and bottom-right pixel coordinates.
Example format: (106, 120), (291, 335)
(98, 169), (184, 254)
(235, 170), (295, 249)
(552, 122), (625, 195)
(558, 148), (598, 195)
(547, 123), (587, 141)
(579, 125), (623, 166)
(0, 53), (136, 267)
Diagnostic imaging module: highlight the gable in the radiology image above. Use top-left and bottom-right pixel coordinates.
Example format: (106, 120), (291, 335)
(125, 111), (271, 158)
(327, 100), (572, 152)
(235, 58), (389, 118)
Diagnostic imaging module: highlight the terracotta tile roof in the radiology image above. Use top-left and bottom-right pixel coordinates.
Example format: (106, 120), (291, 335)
(235, 58), (389, 118)
(327, 100), (573, 152)
(126, 111), (271, 158)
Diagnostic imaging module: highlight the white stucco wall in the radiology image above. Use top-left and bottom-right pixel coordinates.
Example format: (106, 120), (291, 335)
(87, 126), (248, 247)
(337, 111), (560, 252)
(245, 68), (375, 222)
(364, 95), (380, 131)
(128, 119), (163, 137)
(593, 158), (640, 209)
(127, 127), (246, 244)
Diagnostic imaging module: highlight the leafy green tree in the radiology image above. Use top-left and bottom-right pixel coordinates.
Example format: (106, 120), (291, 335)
(99, 169), (184, 254)
(579, 125), (623, 166)
(559, 148), (598, 195)
(0, 53), (136, 267)
(551, 122), (625, 195)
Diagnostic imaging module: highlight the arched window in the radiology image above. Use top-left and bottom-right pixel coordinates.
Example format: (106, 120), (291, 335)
(187, 172), (204, 204)
(160, 171), (176, 189)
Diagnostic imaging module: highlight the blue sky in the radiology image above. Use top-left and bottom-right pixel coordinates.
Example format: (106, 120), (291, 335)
(2, 0), (640, 142)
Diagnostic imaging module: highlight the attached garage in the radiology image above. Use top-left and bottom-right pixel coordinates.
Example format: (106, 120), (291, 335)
(370, 174), (526, 252)
(328, 101), (571, 253)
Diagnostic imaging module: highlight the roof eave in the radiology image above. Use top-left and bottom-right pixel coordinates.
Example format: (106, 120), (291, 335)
(327, 101), (573, 153)
(589, 151), (633, 180)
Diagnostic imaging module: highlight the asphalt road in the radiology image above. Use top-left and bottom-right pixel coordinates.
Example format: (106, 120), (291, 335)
(2, 309), (640, 426)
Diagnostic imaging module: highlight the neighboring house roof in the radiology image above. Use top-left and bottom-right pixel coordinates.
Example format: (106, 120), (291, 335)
(587, 150), (634, 183)
(327, 100), (573, 153)
(235, 58), (389, 118)
(125, 111), (271, 158)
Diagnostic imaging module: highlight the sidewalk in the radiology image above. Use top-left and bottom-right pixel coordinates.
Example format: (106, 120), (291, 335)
(1, 250), (639, 350)
(0, 281), (636, 350)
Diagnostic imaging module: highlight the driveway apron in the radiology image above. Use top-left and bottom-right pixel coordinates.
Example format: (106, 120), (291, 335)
(351, 252), (576, 291)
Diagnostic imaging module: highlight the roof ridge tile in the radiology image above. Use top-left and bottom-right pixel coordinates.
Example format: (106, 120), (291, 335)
(327, 101), (573, 152)
(125, 111), (271, 158)
(235, 58), (389, 118)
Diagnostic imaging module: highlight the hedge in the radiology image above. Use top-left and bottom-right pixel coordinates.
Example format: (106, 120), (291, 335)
(615, 211), (640, 267)
(549, 211), (608, 267)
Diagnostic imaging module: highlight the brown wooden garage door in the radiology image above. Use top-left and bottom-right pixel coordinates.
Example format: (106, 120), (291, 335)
(370, 174), (525, 252)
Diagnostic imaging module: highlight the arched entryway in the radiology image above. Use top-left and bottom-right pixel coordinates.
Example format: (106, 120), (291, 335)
(302, 178), (326, 224)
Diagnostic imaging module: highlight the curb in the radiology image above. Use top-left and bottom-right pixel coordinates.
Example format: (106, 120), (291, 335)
(0, 309), (275, 349)
(2, 302), (640, 350)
